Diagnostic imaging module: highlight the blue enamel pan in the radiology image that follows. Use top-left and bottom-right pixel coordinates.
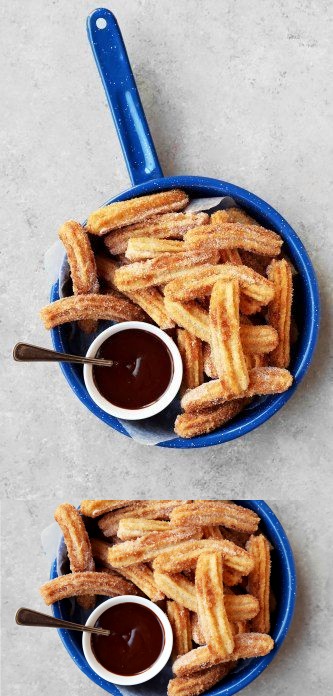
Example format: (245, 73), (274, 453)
(50, 8), (320, 448)
(50, 500), (297, 695)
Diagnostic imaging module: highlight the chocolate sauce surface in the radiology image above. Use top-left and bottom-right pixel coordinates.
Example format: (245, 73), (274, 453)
(93, 328), (173, 409)
(91, 602), (165, 675)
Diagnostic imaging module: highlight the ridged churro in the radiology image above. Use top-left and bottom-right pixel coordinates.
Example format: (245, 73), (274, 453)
(165, 299), (210, 342)
(181, 367), (293, 413)
(246, 534), (271, 633)
(98, 500), (187, 537)
(153, 538), (254, 575)
(173, 633), (274, 676)
(211, 208), (256, 225)
(126, 237), (186, 261)
(195, 553), (234, 656)
(104, 212), (209, 255)
(87, 189), (189, 235)
(128, 287), (176, 329)
(80, 500), (134, 517)
(164, 263), (275, 304)
(58, 221), (99, 295)
(39, 571), (140, 606)
(104, 527), (203, 567)
(209, 279), (249, 393)
(171, 501), (260, 534)
(113, 251), (219, 292)
(219, 248), (243, 265)
(191, 613), (206, 645)
(185, 223), (282, 257)
(54, 503), (95, 609)
(117, 518), (171, 540)
(91, 538), (164, 602)
(167, 601), (192, 659)
(267, 259), (293, 367)
(154, 572), (197, 612)
(40, 293), (146, 329)
(177, 329), (204, 393)
(168, 663), (232, 696)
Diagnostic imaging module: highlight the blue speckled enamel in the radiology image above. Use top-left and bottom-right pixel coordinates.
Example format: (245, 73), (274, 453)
(50, 8), (319, 447)
(50, 500), (297, 695)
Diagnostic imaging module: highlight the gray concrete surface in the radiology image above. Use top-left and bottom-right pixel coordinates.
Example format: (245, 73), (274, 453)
(1, 0), (332, 694)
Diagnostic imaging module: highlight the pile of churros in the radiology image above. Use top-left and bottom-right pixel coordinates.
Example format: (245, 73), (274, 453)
(40, 189), (294, 437)
(40, 500), (275, 696)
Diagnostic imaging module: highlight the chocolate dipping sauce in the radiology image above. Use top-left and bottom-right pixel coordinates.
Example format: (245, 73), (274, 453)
(92, 328), (173, 409)
(91, 602), (165, 675)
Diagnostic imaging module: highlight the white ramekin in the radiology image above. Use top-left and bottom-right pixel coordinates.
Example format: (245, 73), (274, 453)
(82, 595), (173, 685)
(83, 321), (183, 419)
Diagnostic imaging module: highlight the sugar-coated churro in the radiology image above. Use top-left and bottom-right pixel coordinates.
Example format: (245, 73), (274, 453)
(40, 293), (146, 329)
(185, 223), (282, 257)
(87, 190), (189, 235)
(127, 287), (176, 329)
(173, 633), (274, 676)
(58, 220), (99, 295)
(95, 254), (119, 285)
(177, 329), (204, 393)
(126, 237), (186, 261)
(113, 251), (219, 292)
(153, 538), (254, 575)
(167, 601), (192, 659)
(174, 399), (248, 438)
(164, 263), (275, 304)
(211, 208), (256, 225)
(117, 518), (171, 540)
(267, 259), (293, 367)
(195, 553), (234, 656)
(54, 503), (95, 609)
(91, 538), (164, 602)
(104, 212), (209, 255)
(224, 594), (260, 622)
(80, 500), (134, 517)
(154, 572), (197, 612)
(219, 248), (243, 265)
(203, 526), (223, 540)
(98, 500), (187, 537)
(181, 367), (293, 412)
(39, 571), (140, 605)
(171, 501), (260, 534)
(209, 279), (249, 393)
(168, 663), (233, 696)
(104, 527), (203, 567)
(165, 299), (210, 342)
(191, 613), (206, 645)
(246, 534), (271, 633)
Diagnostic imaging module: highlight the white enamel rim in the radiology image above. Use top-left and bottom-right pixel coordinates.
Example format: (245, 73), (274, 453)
(82, 595), (173, 686)
(83, 321), (183, 420)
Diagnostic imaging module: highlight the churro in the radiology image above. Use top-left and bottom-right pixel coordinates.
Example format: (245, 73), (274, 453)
(181, 367), (293, 412)
(195, 553), (234, 656)
(164, 299), (210, 342)
(127, 287), (176, 329)
(98, 500), (186, 537)
(167, 601), (192, 659)
(117, 518), (171, 540)
(87, 189), (189, 235)
(191, 613), (206, 645)
(267, 259), (293, 367)
(209, 279), (249, 393)
(154, 572), (197, 612)
(54, 503), (95, 609)
(153, 538), (254, 575)
(58, 221), (99, 295)
(104, 211), (209, 255)
(113, 251), (219, 292)
(173, 633), (274, 676)
(80, 500), (133, 517)
(126, 237), (186, 261)
(177, 330), (204, 393)
(171, 501), (260, 534)
(168, 663), (232, 696)
(246, 534), (271, 633)
(40, 293), (146, 329)
(95, 254), (118, 285)
(164, 263), (275, 304)
(211, 208), (256, 225)
(219, 249), (243, 265)
(104, 527), (203, 567)
(174, 400), (246, 438)
(39, 571), (140, 606)
(185, 223), (282, 257)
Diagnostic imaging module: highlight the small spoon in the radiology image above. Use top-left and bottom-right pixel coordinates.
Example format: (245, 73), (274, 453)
(15, 607), (110, 636)
(13, 342), (114, 368)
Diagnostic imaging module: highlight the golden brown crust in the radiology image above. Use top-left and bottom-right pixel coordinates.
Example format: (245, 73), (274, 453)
(246, 534), (271, 633)
(171, 501), (260, 534)
(165, 299), (210, 342)
(126, 237), (186, 261)
(181, 367), (293, 413)
(54, 503), (95, 609)
(104, 211), (209, 255)
(211, 208), (256, 225)
(177, 329), (204, 393)
(195, 553), (234, 656)
(153, 538), (254, 575)
(98, 500), (187, 537)
(167, 663), (232, 696)
(58, 221), (99, 295)
(117, 517), (171, 540)
(87, 190), (189, 235)
(167, 601), (193, 660)
(104, 527), (203, 567)
(128, 287), (176, 329)
(113, 251), (219, 292)
(185, 223), (282, 257)
(39, 571), (140, 605)
(40, 293), (146, 329)
(79, 500), (133, 517)
(173, 633), (274, 676)
(267, 259), (293, 367)
(154, 572), (197, 612)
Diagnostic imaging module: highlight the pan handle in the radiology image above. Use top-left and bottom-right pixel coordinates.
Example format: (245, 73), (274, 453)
(87, 8), (163, 186)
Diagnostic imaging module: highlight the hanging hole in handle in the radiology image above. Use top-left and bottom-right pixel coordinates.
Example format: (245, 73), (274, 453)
(96, 17), (107, 30)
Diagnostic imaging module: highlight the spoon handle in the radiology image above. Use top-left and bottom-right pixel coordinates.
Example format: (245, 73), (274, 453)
(13, 343), (113, 368)
(15, 608), (110, 636)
